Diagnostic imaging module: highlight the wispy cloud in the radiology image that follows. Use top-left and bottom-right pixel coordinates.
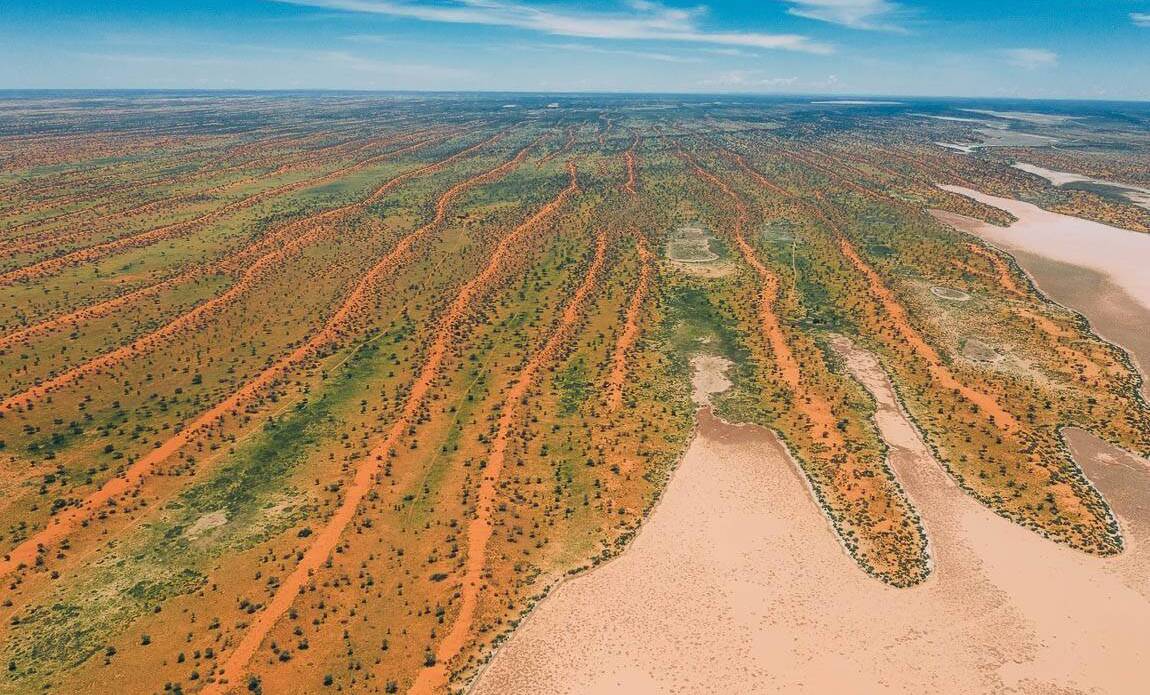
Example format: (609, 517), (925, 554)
(1002, 48), (1058, 69)
(276, 0), (834, 53)
(548, 42), (702, 63)
(1132, 13), (1150, 28)
(782, 0), (904, 32)
(68, 47), (470, 80)
(700, 69), (799, 89)
(700, 47), (761, 58)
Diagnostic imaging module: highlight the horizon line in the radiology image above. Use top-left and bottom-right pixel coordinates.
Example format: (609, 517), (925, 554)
(0, 88), (1147, 105)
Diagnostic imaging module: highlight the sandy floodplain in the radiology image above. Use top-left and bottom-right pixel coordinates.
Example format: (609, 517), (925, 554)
(472, 346), (1150, 694)
(932, 187), (1150, 395)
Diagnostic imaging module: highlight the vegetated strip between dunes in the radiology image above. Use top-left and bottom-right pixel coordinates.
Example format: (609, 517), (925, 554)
(731, 148), (1123, 555)
(605, 136), (650, 411)
(204, 160), (581, 694)
(683, 146), (929, 586)
(729, 149), (1022, 432)
(411, 211), (607, 695)
(0, 128), (543, 575)
(0, 127), (512, 412)
(0, 129), (475, 351)
(0, 126), (471, 283)
(605, 231), (653, 412)
(0, 126), (445, 255)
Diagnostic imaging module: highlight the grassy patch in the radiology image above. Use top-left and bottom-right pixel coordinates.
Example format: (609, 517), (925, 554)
(553, 358), (590, 415)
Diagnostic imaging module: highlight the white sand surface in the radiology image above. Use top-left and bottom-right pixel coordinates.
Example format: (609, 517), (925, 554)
(472, 345), (1150, 695)
(913, 114), (989, 124)
(935, 142), (976, 154)
(689, 354), (732, 406)
(935, 131), (1056, 153)
(810, 100), (902, 105)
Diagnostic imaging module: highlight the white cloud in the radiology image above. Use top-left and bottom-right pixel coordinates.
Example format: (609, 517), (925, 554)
(700, 70), (798, 89)
(506, 41), (701, 63)
(277, 0), (834, 53)
(783, 0), (903, 31)
(1002, 48), (1058, 69)
(548, 42), (702, 63)
(1132, 13), (1150, 27)
(700, 47), (761, 58)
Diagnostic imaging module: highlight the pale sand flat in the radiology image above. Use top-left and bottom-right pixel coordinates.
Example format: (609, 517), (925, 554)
(1012, 162), (1094, 186)
(938, 186), (1150, 313)
(931, 196), (1150, 398)
(689, 354), (732, 406)
(472, 344), (1150, 695)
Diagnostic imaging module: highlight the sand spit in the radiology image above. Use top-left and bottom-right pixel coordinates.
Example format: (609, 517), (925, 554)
(935, 142), (977, 154)
(1013, 162), (1094, 186)
(935, 130), (1056, 155)
(473, 343), (1150, 695)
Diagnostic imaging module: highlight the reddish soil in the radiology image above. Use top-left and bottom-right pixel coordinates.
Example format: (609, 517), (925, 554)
(204, 162), (581, 694)
(539, 127), (576, 165)
(411, 198), (605, 695)
(0, 130), (511, 412)
(0, 129), (468, 285)
(682, 152), (802, 390)
(0, 129), (447, 255)
(622, 135), (638, 197)
(835, 238), (1021, 431)
(0, 132), (467, 350)
(732, 153), (1022, 432)
(0, 131), (528, 577)
(964, 241), (1026, 296)
(606, 234), (652, 411)
(685, 150), (890, 528)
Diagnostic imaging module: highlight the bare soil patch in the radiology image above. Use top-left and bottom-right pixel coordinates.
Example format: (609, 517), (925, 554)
(665, 225), (733, 277)
(931, 285), (972, 301)
(960, 337), (1001, 363)
(185, 511), (228, 539)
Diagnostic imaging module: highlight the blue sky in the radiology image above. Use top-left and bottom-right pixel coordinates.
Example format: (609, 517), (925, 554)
(2, 1), (1148, 99)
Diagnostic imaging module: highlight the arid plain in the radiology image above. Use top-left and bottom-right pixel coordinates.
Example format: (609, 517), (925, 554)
(1, 94), (1149, 694)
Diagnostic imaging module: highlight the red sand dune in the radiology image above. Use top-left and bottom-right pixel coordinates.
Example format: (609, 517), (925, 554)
(0, 130), (524, 577)
(204, 161), (580, 694)
(411, 186), (603, 695)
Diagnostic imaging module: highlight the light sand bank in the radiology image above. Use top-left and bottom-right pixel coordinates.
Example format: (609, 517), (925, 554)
(937, 186), (1150, 312)
(931, 191), (1150, 396)
(473, 345), (1150, 694)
